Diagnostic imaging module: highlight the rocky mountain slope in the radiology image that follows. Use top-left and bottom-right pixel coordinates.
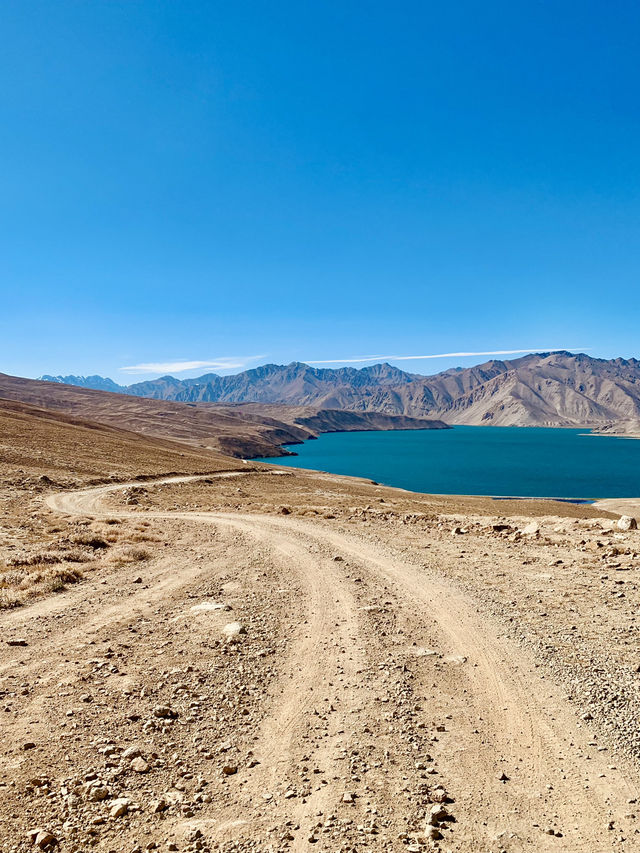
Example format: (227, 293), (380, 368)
(41, 351), (640, 428)
(0, 374), (448, 460)
(41, 362), (419, 402)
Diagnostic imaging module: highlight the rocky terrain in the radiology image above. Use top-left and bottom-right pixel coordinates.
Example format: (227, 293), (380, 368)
(0, 374), (448, 460)
(41, 351), (640, 430)
(3, 390), (640, 851)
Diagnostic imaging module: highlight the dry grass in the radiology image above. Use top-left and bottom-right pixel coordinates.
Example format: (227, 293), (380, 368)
(8, 551), (63, 567)
(107, 545), (151, 566)
(0, 561), (84, 609)
(70, 533), (109, 549)
(128, 532), (161, 543)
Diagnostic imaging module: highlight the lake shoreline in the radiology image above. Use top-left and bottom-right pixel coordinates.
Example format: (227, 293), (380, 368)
(255, 425), (640, 507)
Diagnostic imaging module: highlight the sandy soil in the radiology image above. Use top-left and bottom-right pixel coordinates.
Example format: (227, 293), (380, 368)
(594, 498), (640, 521)
(3, 461), (640, 852)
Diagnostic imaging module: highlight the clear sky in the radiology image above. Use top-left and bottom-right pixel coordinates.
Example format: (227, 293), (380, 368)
(1, 1), (639, 381)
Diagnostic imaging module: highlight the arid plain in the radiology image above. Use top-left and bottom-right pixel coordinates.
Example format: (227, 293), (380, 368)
(2, 383), (640, 853)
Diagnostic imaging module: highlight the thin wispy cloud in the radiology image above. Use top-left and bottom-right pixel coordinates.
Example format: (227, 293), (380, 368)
(119, 356), (265, 375)
(307, 347), (590, 364)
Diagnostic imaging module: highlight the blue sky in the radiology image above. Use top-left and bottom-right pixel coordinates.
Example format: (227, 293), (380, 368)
(1, 1), (639, 381)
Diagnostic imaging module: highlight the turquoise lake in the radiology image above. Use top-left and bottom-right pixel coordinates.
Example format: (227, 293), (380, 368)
(256, 426), (640, 499)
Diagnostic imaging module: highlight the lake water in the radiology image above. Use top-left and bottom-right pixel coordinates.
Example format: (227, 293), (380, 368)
(256, 426), (640, 499)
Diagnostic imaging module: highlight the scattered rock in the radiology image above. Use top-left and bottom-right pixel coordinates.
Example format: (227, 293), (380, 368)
(618, 516), (638, 531)
(86, 784), (109, 802)
(32, 830), (57, 849)
(222, 621), (246, 641)
(131, 756), (150, 773)
(121, 745), (143, 760)
(428, 804), (449, 825)
(110, 797), (130, 817)
(7, 639), (28, 647)
(153, 705), (178, 719)
(190, 602), (228, 613)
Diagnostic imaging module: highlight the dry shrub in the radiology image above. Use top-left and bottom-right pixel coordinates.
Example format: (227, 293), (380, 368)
(0, 567), (27, 587)
(61, 547), (92, 563)
(109, 545), (150, 566)
(8, 551), (62, 567)
(70, 533), (109, 549)
(0, 562), (83, 609)
(129, 533), (160, 543)
(39, 566), (82, 593)
(0, 588), (23, 608)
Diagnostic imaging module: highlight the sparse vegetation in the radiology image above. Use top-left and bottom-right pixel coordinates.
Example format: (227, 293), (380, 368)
(108, 544), (151, 566)
(0, 560), (84, 608)
(70, 533), (109, 549)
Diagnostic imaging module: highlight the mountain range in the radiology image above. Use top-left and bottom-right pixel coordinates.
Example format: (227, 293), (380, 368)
(40, 351), (640, 431)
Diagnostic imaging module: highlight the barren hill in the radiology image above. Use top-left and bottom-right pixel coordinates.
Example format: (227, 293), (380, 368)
(0, 373), (448, 460)
(41, 351), (640, 428)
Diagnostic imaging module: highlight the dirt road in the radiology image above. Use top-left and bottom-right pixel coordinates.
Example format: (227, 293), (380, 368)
(2, 476), (638, 852)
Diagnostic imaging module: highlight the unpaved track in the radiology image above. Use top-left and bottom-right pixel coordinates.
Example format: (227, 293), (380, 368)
(37, 476), (640, 850)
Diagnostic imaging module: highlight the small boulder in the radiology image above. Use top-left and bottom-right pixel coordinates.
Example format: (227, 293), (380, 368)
(428, 804), (449, 825)
(153, 705), (177, 719)
(618, 516), (638, 531)
(522, 521), (540, 535)
(86, 784), (109, 802)
(121, 745), (143, 760)
(222, 622), (245, 642)
(34, 831), (57, 849)
(131, 757), (150, 773)
(110, 797), (130, 817)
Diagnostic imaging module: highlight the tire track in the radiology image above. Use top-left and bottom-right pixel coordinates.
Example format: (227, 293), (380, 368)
(43, 476), (640, 851)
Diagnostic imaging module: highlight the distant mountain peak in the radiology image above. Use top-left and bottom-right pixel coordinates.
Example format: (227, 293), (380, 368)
(38, 374), (125, 393)
(36, 352), (640, 430)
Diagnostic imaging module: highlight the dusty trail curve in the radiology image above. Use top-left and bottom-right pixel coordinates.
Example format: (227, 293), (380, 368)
(39, 475), (640, 851)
